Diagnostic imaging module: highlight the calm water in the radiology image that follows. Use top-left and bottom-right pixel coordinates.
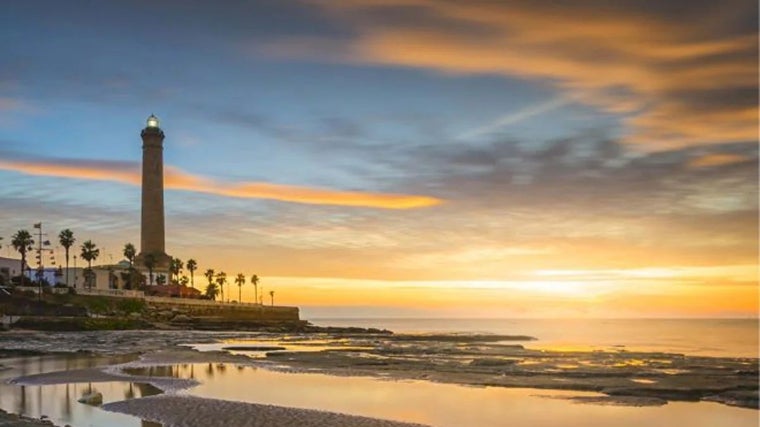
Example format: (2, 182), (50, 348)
(134, 363), (759, 427)
(3, 359), (757, 427)
(0, 355), (159, 427)
(309, 318), (760, 358)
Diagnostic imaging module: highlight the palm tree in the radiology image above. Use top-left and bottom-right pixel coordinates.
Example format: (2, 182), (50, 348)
(205, 282), (219, 300)
(123, 243), (136, 266)
(58, 229), (75, 286)
(204, 269), (215, 290)
(80, 240), (100, 289)
(123, 243), (137, 289)
(235, 273), (245, 303)
(11, 230), (33, 285)
(250, 274), (260, 305)
(144, 253), (157, 286)
(186, 259), (197, 289)
(215, 271), (227, 303)
(170, 258), (183, 285)
(269, 290), (275, 306)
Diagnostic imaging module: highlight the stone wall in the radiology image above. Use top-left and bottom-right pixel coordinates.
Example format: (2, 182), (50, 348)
(74, 288), (300, 322)
(146, 300), (299, 321)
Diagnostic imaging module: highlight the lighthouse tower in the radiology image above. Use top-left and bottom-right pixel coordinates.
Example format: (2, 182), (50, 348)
(135, 114), (172, 272)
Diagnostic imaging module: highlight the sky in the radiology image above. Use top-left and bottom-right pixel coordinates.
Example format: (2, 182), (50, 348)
(0, 0), (757, 318)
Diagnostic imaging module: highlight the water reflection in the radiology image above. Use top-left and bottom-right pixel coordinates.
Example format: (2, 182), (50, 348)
(1, 356), (757, 427)
(0, 380), (162, 427)
(0, 355), (160, 427)
(128, 363), (758, 427)
(188, 339), (372, 358)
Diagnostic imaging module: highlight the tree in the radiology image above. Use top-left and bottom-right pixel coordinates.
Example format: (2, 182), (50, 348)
(123, 243), (136, 267)
(11, 230), (34, 286)
(80, 240), (100, 289)
(204, 269), (215, 290)
(235, 273), (245, 303)
(250, 274), (260, 305)
(180, 275), (189, 287)
(269, 290), (275, 306)
(215, 271), (227, 303)
(123, 243), (137, 289)
(156, 274), (167, 286)
(58, 229), (75, 286)
(186, 259), (197, 289)
(144, 253), (157, 286)
(170, 258), (183, 285)
(205, 282), (219, 300)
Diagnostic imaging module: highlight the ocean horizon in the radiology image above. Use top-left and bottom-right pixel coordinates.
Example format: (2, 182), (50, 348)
(309, 317), (759, 358)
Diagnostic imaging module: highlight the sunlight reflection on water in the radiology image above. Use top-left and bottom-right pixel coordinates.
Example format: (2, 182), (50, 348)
(130, 363), (758, 427)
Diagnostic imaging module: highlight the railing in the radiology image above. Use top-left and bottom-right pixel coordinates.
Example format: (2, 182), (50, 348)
(73, 288), (276, 309)
(76, 288), (145, 298)
(144, 295), (264, 308)
(15, 286), (69, 295)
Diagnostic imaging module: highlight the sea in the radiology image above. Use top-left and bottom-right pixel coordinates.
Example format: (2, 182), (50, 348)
(0, 318), (757, 427)
(309, 318), (759, 358)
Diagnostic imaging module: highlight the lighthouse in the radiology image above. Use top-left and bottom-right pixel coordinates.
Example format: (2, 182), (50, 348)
(135, 114), (172, 272)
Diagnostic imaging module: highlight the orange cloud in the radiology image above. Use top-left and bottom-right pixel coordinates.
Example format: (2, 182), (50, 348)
(262, 1), (758, 149)
(688, 153), (752, 168)
(0, 157), (442, 209)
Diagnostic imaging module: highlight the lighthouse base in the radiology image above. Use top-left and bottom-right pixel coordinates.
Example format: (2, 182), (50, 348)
(135, 251), (172, 273)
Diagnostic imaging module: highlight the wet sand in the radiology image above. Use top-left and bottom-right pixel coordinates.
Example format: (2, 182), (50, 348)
(104, 395), (428, 427)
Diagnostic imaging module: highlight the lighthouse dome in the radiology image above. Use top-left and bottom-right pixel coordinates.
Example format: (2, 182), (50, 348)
(146, 114), (160, 128)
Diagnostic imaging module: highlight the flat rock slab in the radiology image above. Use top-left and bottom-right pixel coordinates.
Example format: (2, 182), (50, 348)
(222, 346), (286, 351)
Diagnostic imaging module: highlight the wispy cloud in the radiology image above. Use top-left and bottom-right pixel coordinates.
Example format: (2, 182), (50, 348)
(688, 153), (752, 168)
(260, 0), (758, 149)
(0, 155), (442, 209)
(458, 96), (572, 140)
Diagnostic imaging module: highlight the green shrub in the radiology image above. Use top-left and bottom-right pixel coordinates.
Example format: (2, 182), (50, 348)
(85, 297), (111, 314)
(116, 299), (145, 313)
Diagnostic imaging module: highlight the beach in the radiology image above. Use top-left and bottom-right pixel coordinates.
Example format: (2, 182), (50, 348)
(0, 320), (757, 427)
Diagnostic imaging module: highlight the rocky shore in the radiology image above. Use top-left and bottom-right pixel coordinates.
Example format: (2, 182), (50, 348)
(1, 293), (392, 334)
(2, 330), (757, 410)
(0, 409), (57, 427)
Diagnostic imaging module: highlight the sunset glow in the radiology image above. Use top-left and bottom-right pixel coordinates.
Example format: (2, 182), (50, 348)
(1, 0), (756, 318)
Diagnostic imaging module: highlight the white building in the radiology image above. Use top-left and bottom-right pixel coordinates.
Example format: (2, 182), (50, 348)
(0, 255), (128, 290)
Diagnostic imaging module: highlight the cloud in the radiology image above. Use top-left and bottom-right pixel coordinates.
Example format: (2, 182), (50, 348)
(0, 154), (442, 209)
(458, 96), (572, 140)
(260, 0), (758, 149)
(688, 153), (752, 168)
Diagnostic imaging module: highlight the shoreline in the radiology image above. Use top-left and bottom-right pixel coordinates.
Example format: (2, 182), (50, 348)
(0, 322), (757, 427)
(3, 348), (758, 427)
(2, 329), (758, 410)
(0, 408), (57, 427)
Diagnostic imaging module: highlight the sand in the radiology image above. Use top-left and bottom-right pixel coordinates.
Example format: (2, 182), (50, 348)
(10, 361), (431, 427)
(104, 395), (429, 427)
